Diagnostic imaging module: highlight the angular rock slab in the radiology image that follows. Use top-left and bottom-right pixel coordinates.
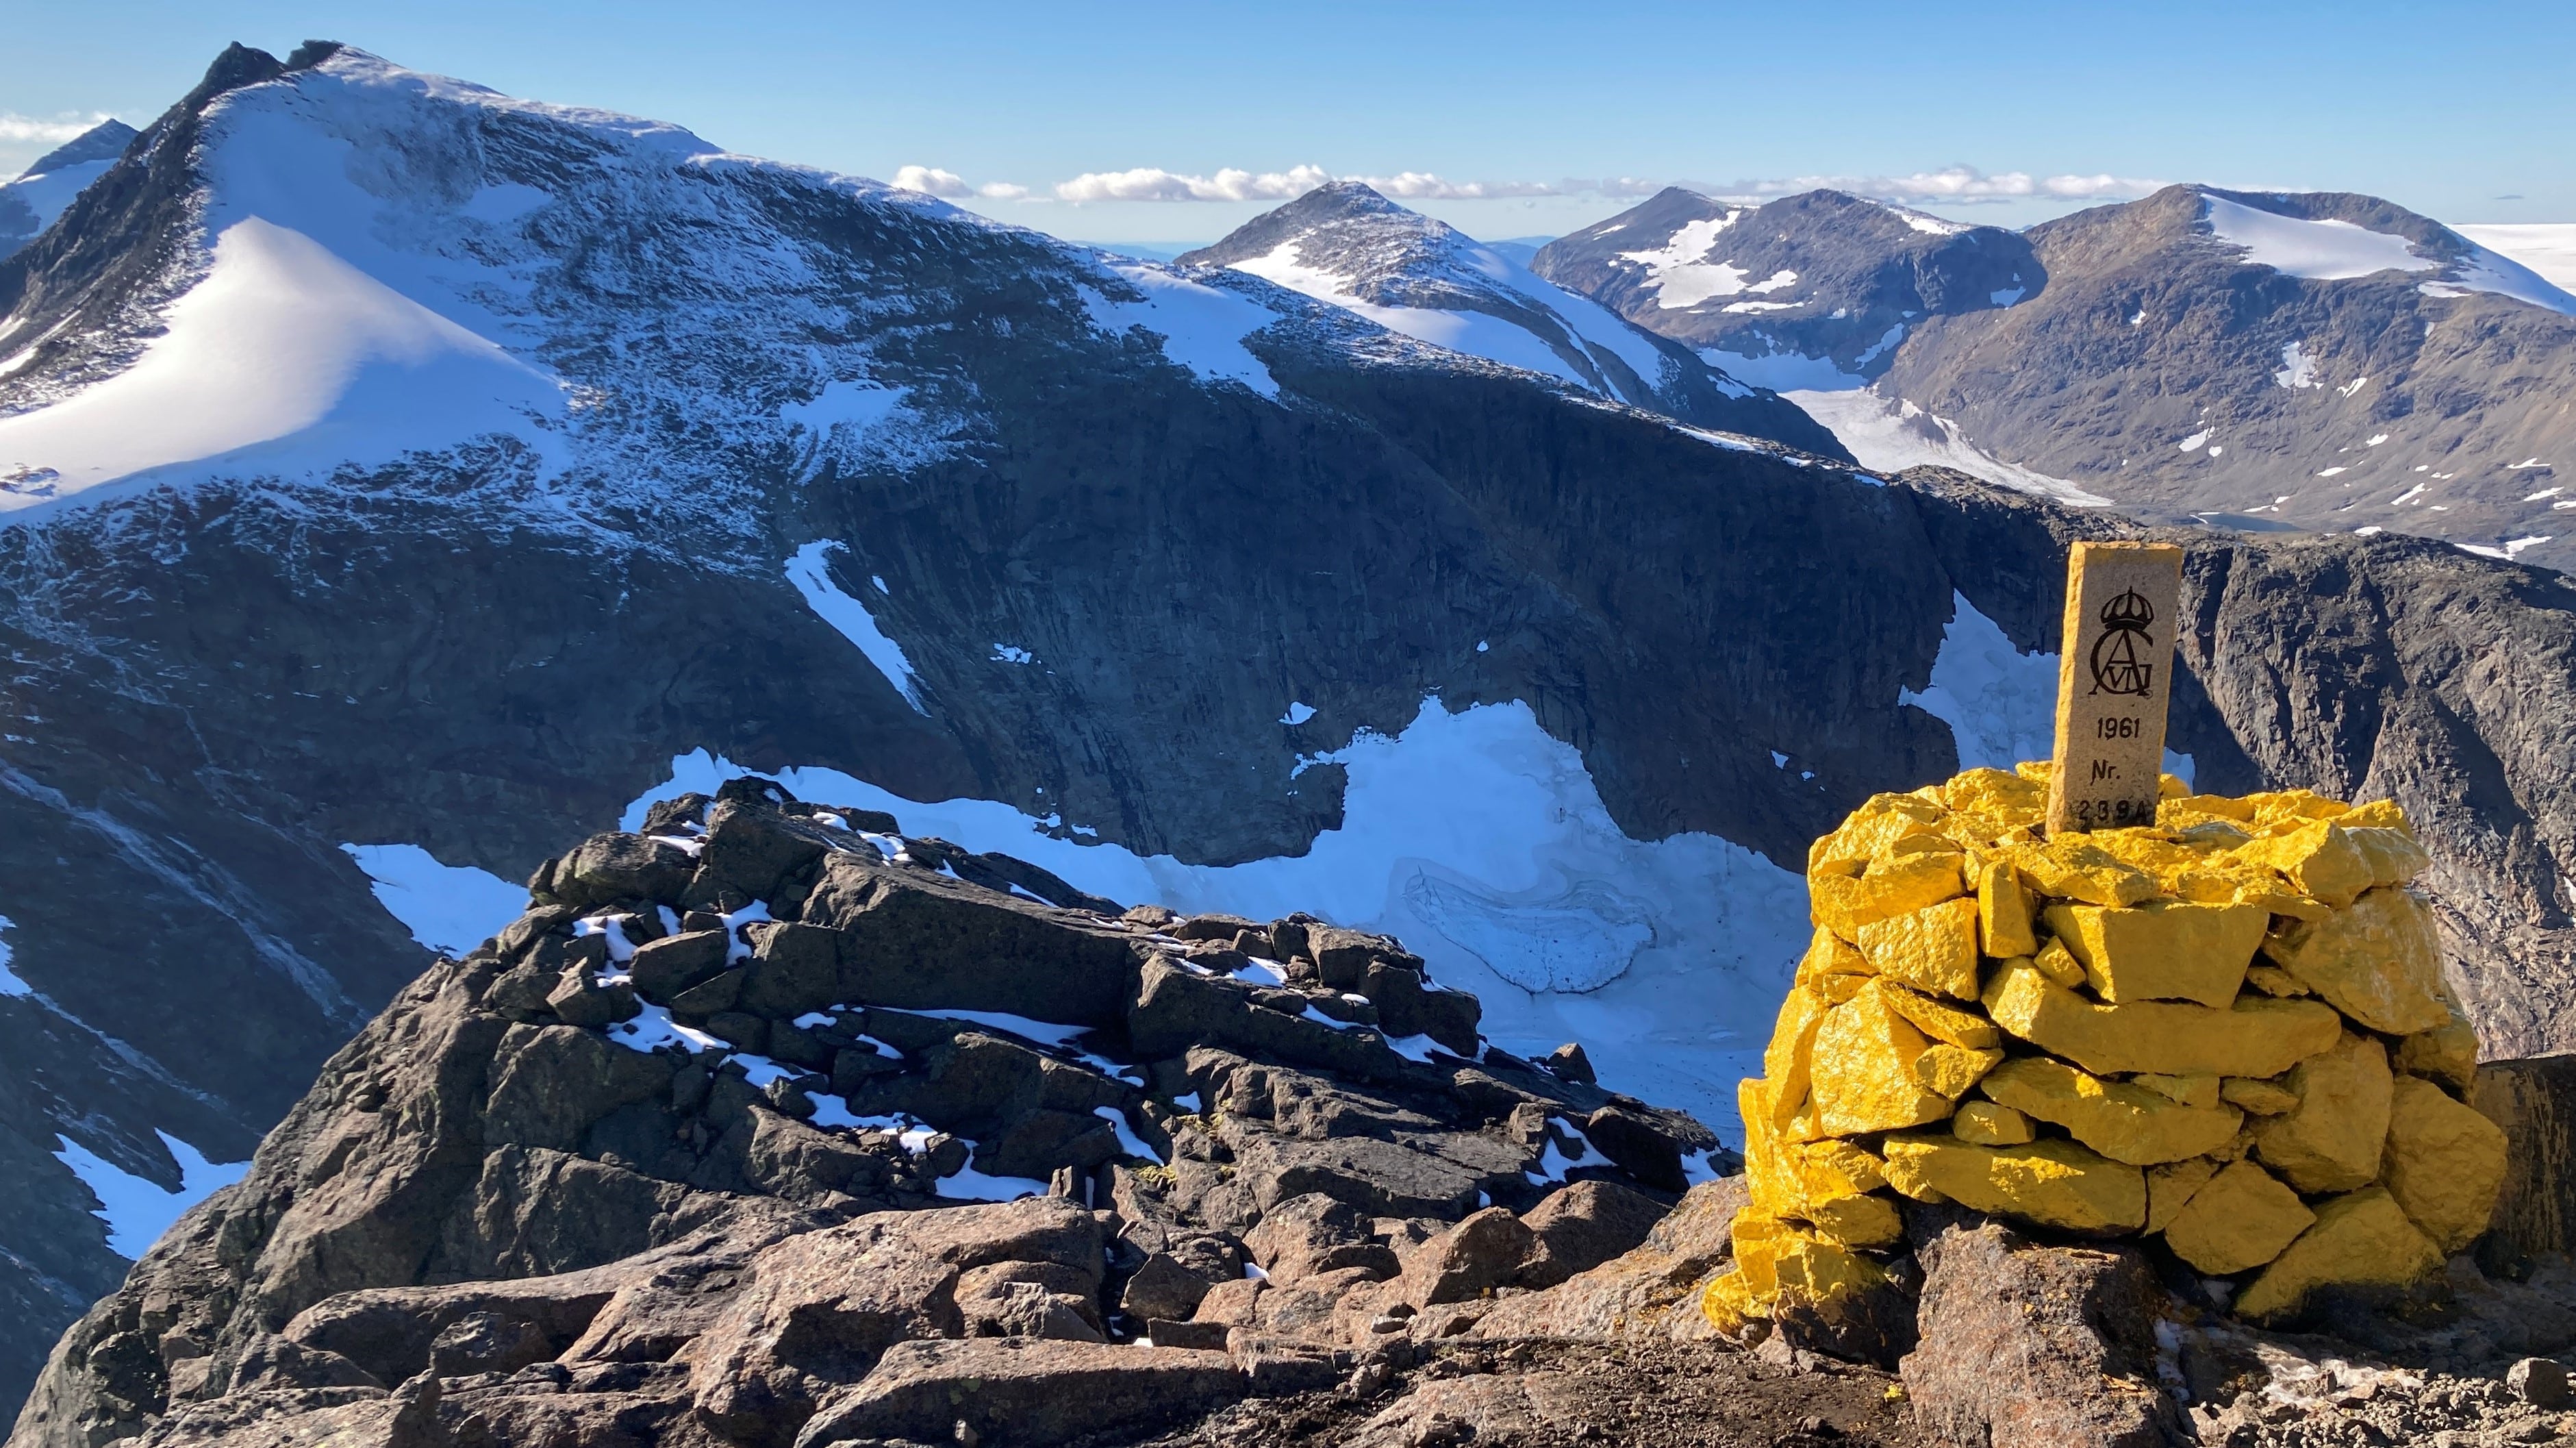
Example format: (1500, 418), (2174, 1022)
(1901, 1220), (2190, 1448)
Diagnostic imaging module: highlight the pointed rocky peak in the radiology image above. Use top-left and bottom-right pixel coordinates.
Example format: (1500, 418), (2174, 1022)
(16, 120), (138, 182)
(1175, 179), (1443, 272)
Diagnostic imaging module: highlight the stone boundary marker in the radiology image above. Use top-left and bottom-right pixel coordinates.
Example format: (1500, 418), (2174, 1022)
(2046, 540), (2184, 835)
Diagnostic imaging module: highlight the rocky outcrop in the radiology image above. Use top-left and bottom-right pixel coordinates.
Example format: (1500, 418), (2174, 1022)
(6, 781), (1723, 1447)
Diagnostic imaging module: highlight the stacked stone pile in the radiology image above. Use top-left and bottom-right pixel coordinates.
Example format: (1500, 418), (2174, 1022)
(1705, 762), (2510, 1341)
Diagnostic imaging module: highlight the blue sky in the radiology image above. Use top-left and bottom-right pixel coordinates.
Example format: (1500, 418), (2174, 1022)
(5, 0), (2570, 244)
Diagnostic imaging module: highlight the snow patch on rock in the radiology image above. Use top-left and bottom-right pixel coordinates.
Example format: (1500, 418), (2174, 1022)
(340, 843), (526, 958)
(2204, 195), (2436, 281)
(625, 697), (1808, 1136)
(1081, 263), (1281, 397)
(1902, 590), (2194, 788)
(51, 1131), (249, 1260)
(1785, 389), (2110, 506)
(787, 540), (929, 715)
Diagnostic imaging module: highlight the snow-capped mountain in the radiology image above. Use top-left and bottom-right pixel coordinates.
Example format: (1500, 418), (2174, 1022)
(1176, 182), (1849, 457)
(0, 121), (135, 264)
(0, 42), (2569, 1418)
(1532, 187), (2041, 392)
(1539, 184), (2576, 571)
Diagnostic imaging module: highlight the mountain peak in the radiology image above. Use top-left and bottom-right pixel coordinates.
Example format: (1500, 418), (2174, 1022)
(18, 120), (136, 182)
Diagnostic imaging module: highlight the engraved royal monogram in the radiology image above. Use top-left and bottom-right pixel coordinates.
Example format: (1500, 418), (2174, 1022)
(2047, 541), (2185, 834)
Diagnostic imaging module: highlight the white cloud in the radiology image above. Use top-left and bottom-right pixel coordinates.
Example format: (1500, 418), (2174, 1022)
(893, 166), (1036, 202)
(0, 112), (111, 146)
(1054, 164), (1333, 203)
(893, 164), (974, 198)
(1352, 172), (1556, 201)
(1707, 165), (2166, 205)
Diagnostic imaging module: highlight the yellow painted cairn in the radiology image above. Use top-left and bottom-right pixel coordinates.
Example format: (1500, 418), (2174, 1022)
(1705, 764), (2505, 1333)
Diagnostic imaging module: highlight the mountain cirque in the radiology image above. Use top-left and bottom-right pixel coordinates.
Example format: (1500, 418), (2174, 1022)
(0, 40), (2570, 1430)
(1538, 184), (2576, 571)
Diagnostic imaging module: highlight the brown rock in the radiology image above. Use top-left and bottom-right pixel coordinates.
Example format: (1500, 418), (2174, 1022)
(1469, 1175), (1745, 1341)
(1515, 1179), (1671, 1290)
(1402, 1206), (1535, 1306)
(1900, 1219), (2188, 1448)
(798, 1338), (1249, 1446)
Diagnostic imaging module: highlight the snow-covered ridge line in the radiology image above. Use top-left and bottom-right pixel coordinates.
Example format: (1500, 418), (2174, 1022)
(0, 44), (1326, 537)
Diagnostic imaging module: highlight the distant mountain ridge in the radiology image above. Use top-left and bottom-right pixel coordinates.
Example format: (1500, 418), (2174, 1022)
(0, 120), (137, 266)
(1530, 186), (2041, 392)
(1178, 182), (1849, 456)
(1536, 183), (2576, 571)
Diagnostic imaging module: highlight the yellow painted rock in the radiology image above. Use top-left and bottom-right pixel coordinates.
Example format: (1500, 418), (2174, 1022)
(1794, 1138), (1889, 1195)
(1976, 858), (2040, 959)
(1742, 1079), (1898, 1246)
(2235, 1187), (2442, 1324)
(2042, 899), (2268, 1008)
(1952, 1101), (2034, 1146)
(2146, 1158), (2220, 1232)
(2162, 1160), (2316, 1275)
(1879, 982), (2000, 1050)
(1979, 1056), (2244, 1165)
(2347, 826), (2429, 890)
(2243, 965), (2310, 997)
(2160, 792), (2258, 826)
(1912, 1043), (2006, 1098)
(1944, 766), (2044, 817)
(2237, 819), (2374, 908)
(2340, 798), (2412, 833)
(2132, 1073), (2220, 1109)
(2253, 1032), (2392, 1194)
(2394, 1017), (2480, 1096)
(2006, 837), (2160, 907)
(1982, 960), (2344, 1079)
(1793, 926), (1873, 990)
(1880, 1134), (2145, 1232)
(1761, 986), (1830, 1129)
(2261, 887), (2453, 1037)
(1808, 982), (1953, 1136)
(2221, 1077), (2301, 1115)
(1812, 850), (1966, 940)
(2382, 1074), (2508, 1253)
(2029, 938), (2088, 989)
(2249, 789), (2351, 827)
(1702, 1210), (1893, 1332)
(1809, 793), (1947, 873)
(1856, 897), (1982, 1001)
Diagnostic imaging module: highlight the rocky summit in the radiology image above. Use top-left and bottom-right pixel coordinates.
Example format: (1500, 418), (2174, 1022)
(6, 777), (1734, 1447)
(20, 776), (2576, 1447)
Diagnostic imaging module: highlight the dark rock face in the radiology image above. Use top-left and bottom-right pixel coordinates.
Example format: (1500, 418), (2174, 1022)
(5, 788), (1724, 1447)
(1177, 182), (1853, 459)
(1899, 1219), (2188, 1448)
(0, 42), (2572, 1423)
(1531, 187), (2040, 385)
